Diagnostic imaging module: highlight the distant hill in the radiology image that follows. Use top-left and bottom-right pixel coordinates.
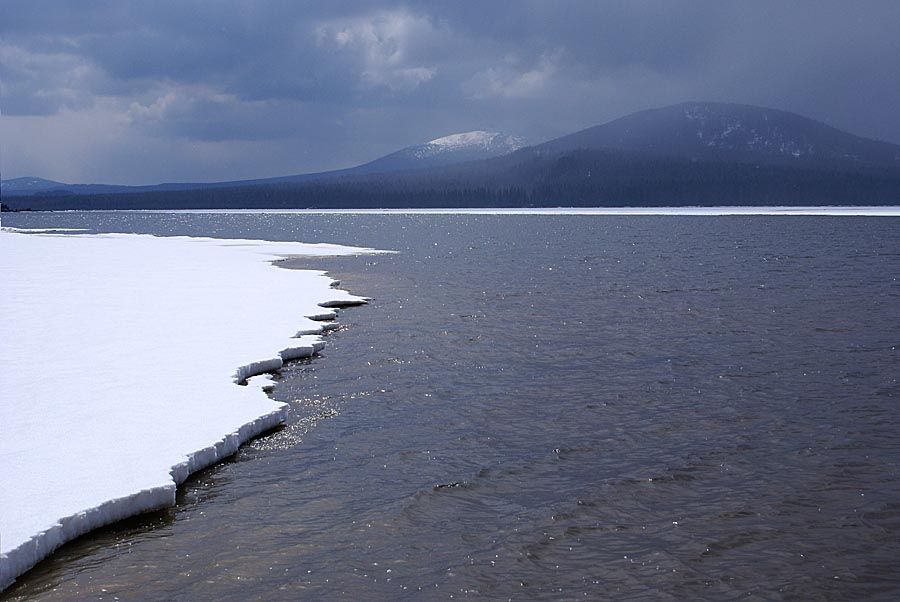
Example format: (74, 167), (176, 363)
(536, 102), (900, 170)
(0, 176), (206, 197)
(4, 103), (899, 210)
(1, 130), (524, 198)
(1, 177), (73, 195)
(352, 131), (525, 174)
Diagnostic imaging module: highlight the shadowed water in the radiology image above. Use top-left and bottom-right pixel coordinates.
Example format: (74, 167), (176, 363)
(2, 212), (899, 601)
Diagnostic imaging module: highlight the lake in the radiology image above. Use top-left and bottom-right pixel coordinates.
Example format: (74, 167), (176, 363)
(2, 211), (899, 601)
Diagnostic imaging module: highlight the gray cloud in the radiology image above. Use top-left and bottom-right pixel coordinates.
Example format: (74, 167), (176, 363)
(1, 0), (899, 184)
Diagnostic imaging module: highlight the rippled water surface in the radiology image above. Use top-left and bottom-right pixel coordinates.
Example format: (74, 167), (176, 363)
(3, 212), (900, 601)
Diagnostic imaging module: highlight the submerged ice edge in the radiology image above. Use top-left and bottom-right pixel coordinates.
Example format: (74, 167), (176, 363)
(0, 290), (366, 592)
(0, 231), (378, 592)
(234, 298), (368, 385)
(0, 406), (287, 592)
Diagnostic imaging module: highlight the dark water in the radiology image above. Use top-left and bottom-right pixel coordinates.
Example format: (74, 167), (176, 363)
(3, 212), (900, 601)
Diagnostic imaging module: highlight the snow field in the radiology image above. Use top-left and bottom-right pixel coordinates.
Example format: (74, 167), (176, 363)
(0, 230), (381, 590)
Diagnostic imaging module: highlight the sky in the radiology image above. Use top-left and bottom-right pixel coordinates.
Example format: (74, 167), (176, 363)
(2, 0), (900, 185)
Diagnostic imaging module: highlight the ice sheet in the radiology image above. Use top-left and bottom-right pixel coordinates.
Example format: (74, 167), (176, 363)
(0, 230), (381, 590)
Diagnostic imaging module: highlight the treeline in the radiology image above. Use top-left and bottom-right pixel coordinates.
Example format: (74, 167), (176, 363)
(7, 148), (900, 210)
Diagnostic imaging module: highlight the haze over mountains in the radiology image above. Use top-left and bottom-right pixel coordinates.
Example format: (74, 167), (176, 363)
(538, 103), (900, 169)
(1, 131), (526, 197)
(4, 102), (900, 209)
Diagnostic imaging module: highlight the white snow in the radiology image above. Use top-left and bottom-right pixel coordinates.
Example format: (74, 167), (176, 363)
(425, 131), (524, 152)
(410, 131), (524, 161)
(0, 230), (383, 590)
(427, 130), (499, 149)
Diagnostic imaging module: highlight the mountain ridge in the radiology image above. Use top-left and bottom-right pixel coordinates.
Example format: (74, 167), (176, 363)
(1, 130), (526, 197)
(535, 102), (900, 170)
(351, 131), (525, 174)
(4, 102), (900, 209)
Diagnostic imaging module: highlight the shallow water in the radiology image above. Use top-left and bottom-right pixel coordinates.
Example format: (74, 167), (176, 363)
(3, 212), (900, 600)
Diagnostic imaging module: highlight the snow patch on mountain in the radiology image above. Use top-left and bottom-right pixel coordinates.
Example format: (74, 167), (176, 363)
(413, 131), (525, 158)
(352, 130), (526, 174)
(684, 104), (816, 158)
(428, 131), (523, 150)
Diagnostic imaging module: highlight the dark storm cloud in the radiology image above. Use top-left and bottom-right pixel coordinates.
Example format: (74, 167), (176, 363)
(1, 0), (899, 183)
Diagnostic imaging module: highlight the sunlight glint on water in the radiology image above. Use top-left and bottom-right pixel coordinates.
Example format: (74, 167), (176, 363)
(2, 211), (899, 601)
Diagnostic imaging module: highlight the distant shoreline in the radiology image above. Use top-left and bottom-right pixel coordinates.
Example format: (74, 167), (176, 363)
(5, 206), (899, 216)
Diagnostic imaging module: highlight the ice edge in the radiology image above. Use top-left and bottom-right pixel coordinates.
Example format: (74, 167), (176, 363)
(0, 288), (369, 592)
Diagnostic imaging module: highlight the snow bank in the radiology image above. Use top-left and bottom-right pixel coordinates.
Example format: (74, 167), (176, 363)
(0, 230), (382, 590)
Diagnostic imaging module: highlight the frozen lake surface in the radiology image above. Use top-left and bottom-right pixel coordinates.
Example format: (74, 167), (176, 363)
(2, 211), (899, 601)
(0, 229), (379, 589)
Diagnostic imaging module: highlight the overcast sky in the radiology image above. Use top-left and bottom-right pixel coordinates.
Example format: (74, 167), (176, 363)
(2, 0), (899, 185)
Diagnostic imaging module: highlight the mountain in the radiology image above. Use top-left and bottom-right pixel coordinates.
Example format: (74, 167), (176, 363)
(1, 130), (525, 197)
(536, 102), (900, 171)
(0, 176), (199, 197)
(5, 103), (900, 210)
(352, 131), (525, 174)
(1, 177), (72, 195)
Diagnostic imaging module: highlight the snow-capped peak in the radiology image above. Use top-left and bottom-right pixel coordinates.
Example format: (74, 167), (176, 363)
(356, 129), (526, 173)
(410, 131), (524, 160)
(427, 131), (517, 149)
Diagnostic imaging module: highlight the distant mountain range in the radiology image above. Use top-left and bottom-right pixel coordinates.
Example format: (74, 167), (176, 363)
(537, 102), (900, 170)
(1, 130), (525, 198)
(4, 102), (899, 209)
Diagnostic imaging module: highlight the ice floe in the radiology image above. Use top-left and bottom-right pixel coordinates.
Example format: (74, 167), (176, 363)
(0, 230), (383, 590)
